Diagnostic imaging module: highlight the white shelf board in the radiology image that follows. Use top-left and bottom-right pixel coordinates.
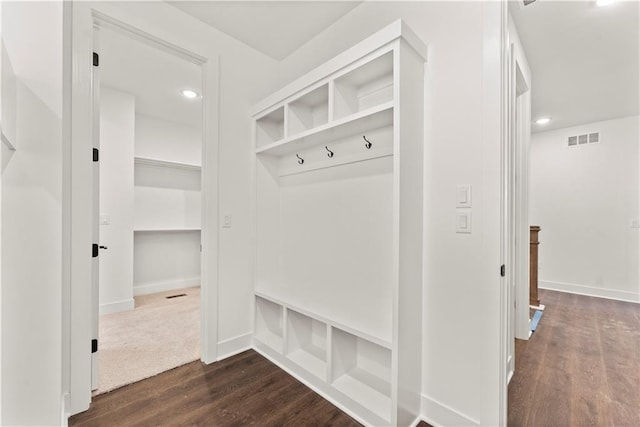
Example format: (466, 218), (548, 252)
(134, 228), (201, 233)
(333, 368), (391, 424)
(255, 288), (391, 349)
(134, 156), (201, 171)
(256, 102), (393, 157)
(287, 346), (326, 380)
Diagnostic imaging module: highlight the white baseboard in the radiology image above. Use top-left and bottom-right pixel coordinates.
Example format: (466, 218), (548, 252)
(421, 394), (480, 427)
(60, 392), (70, 427)
(217, 333), (253, 361)
(539, 280), (640, 304)
(99, 298), (134, 315)
(133, 277), (200, 296)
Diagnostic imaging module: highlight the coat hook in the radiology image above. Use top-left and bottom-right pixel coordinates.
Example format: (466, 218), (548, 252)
(325, 146), (334, 158)
(296, 154), (304, 165)
(363, 135), (372, 149)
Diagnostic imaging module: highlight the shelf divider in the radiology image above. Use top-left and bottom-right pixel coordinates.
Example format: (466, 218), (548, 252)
(134, 156), (201, 171)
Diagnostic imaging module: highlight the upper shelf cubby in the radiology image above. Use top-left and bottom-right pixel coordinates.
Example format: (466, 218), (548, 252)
(333, 51), (393, 121)
(287, 84), (329, 137)
(256, 106), (285, 148)
(254, 50), (396, 157)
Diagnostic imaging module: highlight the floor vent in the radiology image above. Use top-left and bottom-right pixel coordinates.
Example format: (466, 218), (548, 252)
(166, 293), (187, 299)
(568, 131), (600, 147)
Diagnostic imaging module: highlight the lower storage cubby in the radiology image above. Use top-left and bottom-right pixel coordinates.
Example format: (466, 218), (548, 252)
(331, 327), (392, 424)
(255, 297), (284, 353)
(286, 309), (328, 380)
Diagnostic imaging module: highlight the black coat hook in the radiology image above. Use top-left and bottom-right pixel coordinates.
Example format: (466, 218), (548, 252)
(296, 154), (304, 165)
(363, 135), (372, 149)
(325, 146), (334, 158)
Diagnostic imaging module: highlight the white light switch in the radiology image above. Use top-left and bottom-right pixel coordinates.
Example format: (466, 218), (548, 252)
(223, 214), (232, 228)
(456, 211), (472, 233)
(99, 214), (110, 225)
(457, 185), (471, 207)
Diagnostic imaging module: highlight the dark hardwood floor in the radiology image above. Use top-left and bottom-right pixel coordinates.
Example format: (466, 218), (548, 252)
(70, 350), (361, 426)
(71, 288), (637, 426)
(508, 289), (640, 426)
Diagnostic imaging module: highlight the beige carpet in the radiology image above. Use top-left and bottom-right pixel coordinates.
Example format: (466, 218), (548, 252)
(95, 287), (200, 395)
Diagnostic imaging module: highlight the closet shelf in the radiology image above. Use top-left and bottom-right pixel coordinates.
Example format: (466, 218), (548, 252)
(134, 228), (201, 233)
(134, 156), (201, 171)
(256, 102), (393, 157)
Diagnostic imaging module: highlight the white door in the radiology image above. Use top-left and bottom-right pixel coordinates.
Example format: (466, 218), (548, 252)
(508, 43), (516, 382)
(91, 29), (101, 391)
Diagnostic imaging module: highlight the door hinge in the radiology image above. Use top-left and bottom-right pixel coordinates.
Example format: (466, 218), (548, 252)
(93, 52), (99, 67)
(91, 339), (98, 353)
(92, 243), (99, 258)
(93, 148), (99, 162)
(500, 264), (506, 277)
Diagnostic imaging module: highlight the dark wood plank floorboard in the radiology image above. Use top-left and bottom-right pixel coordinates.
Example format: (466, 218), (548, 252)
(71, 288), (639, 426)
(69, 350), (361, 427)
(509, 289), (640, 427)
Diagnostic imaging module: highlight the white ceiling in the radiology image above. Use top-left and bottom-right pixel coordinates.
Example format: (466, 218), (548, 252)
(101, 1), (637, 134)
(510, 0), (639, 133)
(100, 26), (202, 127)
(168, 1), (361, 60)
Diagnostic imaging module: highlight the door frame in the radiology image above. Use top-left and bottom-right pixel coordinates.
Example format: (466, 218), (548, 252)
(499, 7), (533, 424)
(65, 2), (219, 416)
(506, 13), (533, 342)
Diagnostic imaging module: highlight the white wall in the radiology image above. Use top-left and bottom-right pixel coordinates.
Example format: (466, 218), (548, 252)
(99, 87), (135, 314)
(134, 164), (201, 230)
(277, 2), (503, 425)
(1, 1), (63, 425)
(134, 230), (201, 295)
(531, 116), (640, 302)
(135, 113), (200, 165)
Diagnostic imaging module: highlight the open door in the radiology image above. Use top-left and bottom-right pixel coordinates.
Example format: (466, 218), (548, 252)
(91, 27), (101, 391)
(505, 30), (532, 385)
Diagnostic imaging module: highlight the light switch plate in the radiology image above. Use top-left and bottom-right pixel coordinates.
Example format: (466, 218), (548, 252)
(223, 214), (232, 228)
(456, 211), (472, 233)
(457, 185), (471, 208)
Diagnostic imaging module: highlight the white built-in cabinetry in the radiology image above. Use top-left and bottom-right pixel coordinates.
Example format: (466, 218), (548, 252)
(252, 20), (426, 426)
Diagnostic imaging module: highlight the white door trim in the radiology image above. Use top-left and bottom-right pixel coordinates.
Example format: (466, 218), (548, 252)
(65, 3), (219, 416)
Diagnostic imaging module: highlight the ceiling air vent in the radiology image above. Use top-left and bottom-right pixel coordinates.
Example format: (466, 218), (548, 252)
(568, 131), (601, 147)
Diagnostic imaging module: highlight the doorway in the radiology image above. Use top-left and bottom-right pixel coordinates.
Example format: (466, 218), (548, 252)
(66, 3), (220, 415)
(92, 23), (204, 394)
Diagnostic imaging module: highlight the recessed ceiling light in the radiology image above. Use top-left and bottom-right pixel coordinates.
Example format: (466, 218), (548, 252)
(596, 0), (616, 6)
(536, 117), (551, 125)
(181, 89), (199, 99)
